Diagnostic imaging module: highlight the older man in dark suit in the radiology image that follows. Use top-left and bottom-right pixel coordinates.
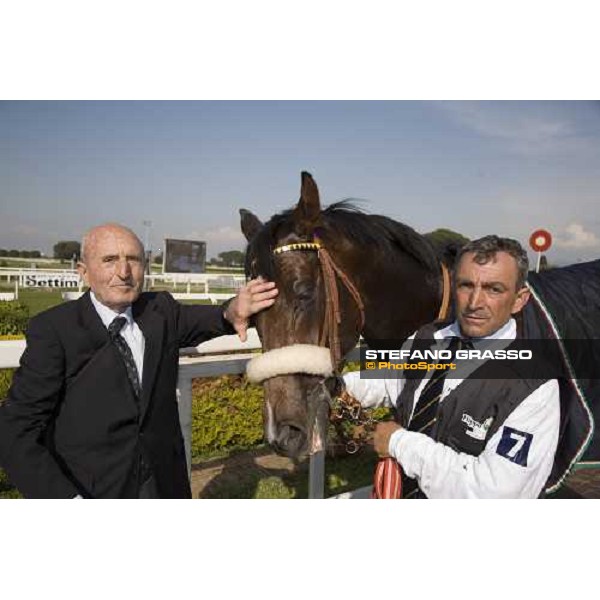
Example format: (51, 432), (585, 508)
(0, 223), (277, 498)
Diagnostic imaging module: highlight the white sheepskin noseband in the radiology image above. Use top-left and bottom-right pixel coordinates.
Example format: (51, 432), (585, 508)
(246, 344), (333, 384)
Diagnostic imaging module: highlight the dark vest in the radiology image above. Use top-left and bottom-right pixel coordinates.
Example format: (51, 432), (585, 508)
(397, 322), (550, 497)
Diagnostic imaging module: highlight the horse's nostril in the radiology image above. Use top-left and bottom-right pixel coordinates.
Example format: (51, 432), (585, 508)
(275, 425), (307, 458)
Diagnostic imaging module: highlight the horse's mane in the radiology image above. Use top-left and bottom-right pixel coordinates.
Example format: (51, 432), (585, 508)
(246, 200), (443, 277)
(321, 201), (441, 272)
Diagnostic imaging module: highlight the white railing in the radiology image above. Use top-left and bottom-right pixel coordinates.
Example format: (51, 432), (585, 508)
(0, 268), (246, 297)
(145, 273), (246, 290)
(0, 339), (27, 368)
(0, 332), (364, 498)
(0, 269), (81, 287)
(0, 267), (245, 283)
(0, 267), (78, 274)
(0, 282), (20, 301)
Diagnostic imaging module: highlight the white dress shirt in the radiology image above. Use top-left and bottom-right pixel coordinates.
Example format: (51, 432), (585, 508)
(344, 318), (560, 498)
(90, 292), (145, 383)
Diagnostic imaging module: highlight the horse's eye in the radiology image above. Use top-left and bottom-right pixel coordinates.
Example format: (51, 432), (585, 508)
(250, 258), (258, 277)
(293, 281), (314, 301)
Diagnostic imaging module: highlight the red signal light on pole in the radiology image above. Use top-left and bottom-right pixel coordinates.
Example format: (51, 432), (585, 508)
(529, 229), (552, 273)
(529, 229), (552, 253)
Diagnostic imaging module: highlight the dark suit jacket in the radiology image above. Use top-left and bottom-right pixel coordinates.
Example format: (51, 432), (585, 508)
(0, 291), (235, 499)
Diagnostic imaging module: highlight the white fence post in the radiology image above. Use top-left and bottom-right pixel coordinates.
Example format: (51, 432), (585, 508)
(176, 372), (193, 477)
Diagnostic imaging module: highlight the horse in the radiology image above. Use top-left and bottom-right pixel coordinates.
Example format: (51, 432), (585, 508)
(240, 172), (600, 495)
(239, 171), (453, 458)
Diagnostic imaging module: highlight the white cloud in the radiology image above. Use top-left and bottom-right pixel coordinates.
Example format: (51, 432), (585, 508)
(555, 222), (600, 249)
(13, 224), (41, 236)
(436, 102), (583, 155)
(189, 225), (245, 245)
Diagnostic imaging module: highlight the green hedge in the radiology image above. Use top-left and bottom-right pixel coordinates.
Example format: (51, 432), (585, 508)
(0, 302), (29, 336)
(0, 468), (21, 499)
(191, 376), (264, 458)
(0, 370), (18, 497)
(0, 368), (14, 400)
(189, 362), (377, 458)
(188, 362), (380, 459)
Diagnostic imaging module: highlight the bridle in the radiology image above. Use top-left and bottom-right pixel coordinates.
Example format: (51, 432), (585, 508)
(244, 234), (453, 460)
(274, 240), (366, 372)
(274, 239), (365, 373)
(245, 238), (365, 384)
(245, 238), (451, 384)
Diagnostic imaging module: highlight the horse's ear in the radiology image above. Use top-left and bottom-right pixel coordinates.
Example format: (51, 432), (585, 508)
(293, 171), (321, 234)
(240, 209), (263, 241)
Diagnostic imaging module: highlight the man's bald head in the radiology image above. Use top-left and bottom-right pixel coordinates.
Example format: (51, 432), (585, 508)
(78, 223), (146, 312)
(81, 223), (144, 264)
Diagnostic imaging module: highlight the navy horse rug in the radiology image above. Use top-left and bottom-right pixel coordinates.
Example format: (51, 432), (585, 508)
(522, 259), (600, 494)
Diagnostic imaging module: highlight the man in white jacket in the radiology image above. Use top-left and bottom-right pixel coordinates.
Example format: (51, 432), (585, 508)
(344, 235), (560, 499)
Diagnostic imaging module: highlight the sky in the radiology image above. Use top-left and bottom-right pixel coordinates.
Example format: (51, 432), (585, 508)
(2, 1), (599, 579)
(1, 100), (599, 266)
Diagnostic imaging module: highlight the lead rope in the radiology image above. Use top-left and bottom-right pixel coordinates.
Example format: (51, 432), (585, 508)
(371, 457), (403, 499)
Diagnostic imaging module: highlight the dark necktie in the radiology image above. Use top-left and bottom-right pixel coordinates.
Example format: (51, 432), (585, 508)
(408, 336), (468, 436)
(404, 336), (470, 498)
(108, 316), (142, 399)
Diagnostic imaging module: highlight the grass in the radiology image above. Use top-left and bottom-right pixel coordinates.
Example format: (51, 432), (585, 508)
(0, 284), (66, 316)
(191, 445), (378, 499)
(13, 288), (65, 317)
(0, 443), (376, 500)
(0, 287), (236, 317)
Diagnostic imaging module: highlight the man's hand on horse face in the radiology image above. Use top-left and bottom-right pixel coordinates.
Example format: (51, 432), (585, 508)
(374, 421), (402, 457)
(225, 277), (278, 341)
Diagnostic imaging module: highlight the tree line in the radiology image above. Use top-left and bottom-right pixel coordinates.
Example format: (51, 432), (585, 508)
(0, 249), (43, 258)
(3, 229), (476, 266)
(0, 241), (82, 260)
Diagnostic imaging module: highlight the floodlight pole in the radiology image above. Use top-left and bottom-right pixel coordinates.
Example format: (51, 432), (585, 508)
(142, 220), (152, 278)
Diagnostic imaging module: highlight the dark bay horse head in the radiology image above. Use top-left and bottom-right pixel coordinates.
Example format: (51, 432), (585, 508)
(240, 172), (448, 458)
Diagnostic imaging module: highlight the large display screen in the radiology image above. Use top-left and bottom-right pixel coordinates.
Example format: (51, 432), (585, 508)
(163, 238), (206, 274)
